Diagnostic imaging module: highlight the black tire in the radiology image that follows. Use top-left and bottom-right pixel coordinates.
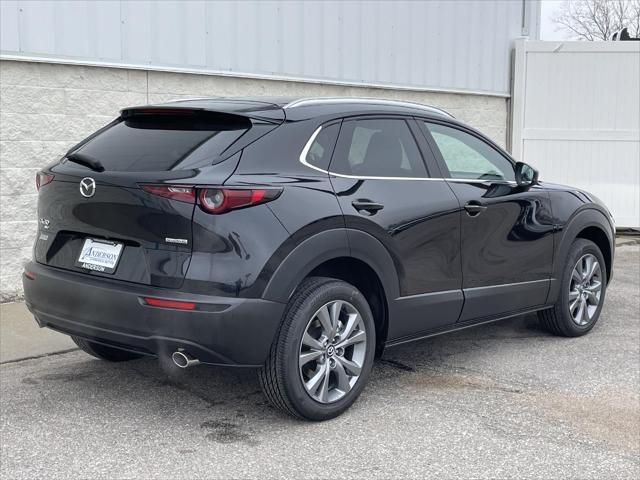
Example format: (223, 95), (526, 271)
(538, 238), (607, 337)
(258, 277), (376, 421)
(71, 336), (143, 362)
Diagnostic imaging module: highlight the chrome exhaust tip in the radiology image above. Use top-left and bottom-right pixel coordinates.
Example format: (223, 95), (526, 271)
(171, 350), (200, 368)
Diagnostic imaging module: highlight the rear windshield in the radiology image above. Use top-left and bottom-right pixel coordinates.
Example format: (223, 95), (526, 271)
(75, 113), (250, 171)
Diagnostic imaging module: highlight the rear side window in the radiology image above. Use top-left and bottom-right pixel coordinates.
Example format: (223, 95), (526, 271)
(75, 113), (250, 172)
(425, 122), (515, 182)
(331, 118), (427, 178)
(305, 123), (340, 171)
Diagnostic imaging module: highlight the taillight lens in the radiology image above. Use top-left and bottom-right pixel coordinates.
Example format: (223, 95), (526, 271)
(141, 184), (281, 213)
(36, 172), (54, 191)
(141, 185), (196, 203)
(199, 188), (280, 214)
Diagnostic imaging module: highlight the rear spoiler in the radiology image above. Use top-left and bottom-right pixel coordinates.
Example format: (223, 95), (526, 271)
(121, 101), (286, 124)
(65, 101), (285, 159)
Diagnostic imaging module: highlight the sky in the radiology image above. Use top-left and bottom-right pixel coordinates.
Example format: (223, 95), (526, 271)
(539, 0), (566, 40)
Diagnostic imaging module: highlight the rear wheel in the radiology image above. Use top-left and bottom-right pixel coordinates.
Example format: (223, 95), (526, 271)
(258, 277), (376, 421)
(538, 239), (607, 337)
(71, 336), (143, 362)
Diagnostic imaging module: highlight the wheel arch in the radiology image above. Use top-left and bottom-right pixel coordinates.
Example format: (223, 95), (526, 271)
(548, 208), (614, 303)
(576, 225), (613, 283)
(261, 229), (400, 351)
(307, 257), (389, 354)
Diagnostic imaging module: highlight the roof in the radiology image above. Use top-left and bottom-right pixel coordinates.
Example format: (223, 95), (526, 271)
(282, 97), (453, 118)
(122, 96), (454, 122)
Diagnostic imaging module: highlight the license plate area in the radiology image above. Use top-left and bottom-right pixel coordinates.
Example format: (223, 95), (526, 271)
(75, 238), (124, 274)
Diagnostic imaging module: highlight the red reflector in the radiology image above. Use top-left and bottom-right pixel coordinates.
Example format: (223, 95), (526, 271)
(24, 271), (36, 280)
(36, 172), (54, 191)
(143, 297), (196, 310)
(141, 185), (196, 203)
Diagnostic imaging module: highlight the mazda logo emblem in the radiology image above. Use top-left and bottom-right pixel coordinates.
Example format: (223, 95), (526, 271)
(79, 177), (96, 198)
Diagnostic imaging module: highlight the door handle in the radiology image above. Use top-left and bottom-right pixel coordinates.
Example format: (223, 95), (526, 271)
(352, 200), (384, 215)
(464, 201), (487, 217)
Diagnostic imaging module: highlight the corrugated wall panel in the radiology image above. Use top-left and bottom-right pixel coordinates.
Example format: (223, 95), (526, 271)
(121, 1), (152, 64)
(90, 1), (122, 61)
(0, 1), (20, 52)
(1, 0), (537, 95)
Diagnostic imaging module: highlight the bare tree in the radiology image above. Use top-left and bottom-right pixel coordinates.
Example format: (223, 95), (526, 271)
(552, 0), (640, 40)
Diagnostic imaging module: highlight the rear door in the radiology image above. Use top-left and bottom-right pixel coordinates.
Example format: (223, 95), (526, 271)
(35, 110), (252, 288)
(420, 120), (555, 321)
(328, 116), (463, 340)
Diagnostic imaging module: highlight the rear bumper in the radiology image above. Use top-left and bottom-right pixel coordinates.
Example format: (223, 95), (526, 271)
(22, 262), (285, 367)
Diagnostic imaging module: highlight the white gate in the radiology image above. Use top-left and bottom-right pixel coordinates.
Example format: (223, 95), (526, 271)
(511, 39), (640, 229)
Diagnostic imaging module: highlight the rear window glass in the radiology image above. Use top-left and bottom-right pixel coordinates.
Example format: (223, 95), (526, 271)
(75, 113), (250, 172)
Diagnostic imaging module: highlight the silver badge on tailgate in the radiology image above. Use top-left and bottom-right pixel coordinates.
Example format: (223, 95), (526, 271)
(165, 238), (188, 245)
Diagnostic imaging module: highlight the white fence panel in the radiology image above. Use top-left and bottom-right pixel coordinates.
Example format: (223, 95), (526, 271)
(511, 40), (640, 228)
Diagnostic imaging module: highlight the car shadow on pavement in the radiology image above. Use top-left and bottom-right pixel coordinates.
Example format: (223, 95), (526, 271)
(15, 306), (636, 457)
(27, 312), (548, 425)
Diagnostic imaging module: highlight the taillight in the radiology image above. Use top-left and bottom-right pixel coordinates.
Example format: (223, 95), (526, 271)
(141, 185), (196, 203)
(198, 188), (281, 214)
(36, 172), (54, 191)
(141, 184), (281, 213)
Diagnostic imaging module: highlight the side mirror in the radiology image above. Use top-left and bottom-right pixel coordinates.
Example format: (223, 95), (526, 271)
(515, 162), (539, 187)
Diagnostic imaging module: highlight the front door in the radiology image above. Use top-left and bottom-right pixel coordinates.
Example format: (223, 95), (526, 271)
(327, 116), (463, 340)
(420, 120), (555, 321)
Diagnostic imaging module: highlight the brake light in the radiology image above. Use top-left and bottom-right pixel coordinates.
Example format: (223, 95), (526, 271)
(141, 184), (281, 213)
(199, 188), (280, 214)
(141, 185), (196, 203)
(122, 108), (197, 117)
(143, 297), (196, 310)
(36, 172), (54, 191)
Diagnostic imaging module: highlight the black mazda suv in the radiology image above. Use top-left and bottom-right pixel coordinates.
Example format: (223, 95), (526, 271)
(23, 97), (615, 420)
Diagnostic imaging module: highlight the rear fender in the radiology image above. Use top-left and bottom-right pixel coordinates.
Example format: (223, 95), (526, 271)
(262, 229), (400, 304)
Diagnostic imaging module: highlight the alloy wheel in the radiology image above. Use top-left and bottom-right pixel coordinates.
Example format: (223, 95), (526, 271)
(298, 300), (367, 403)
(568, 253), (602, 326)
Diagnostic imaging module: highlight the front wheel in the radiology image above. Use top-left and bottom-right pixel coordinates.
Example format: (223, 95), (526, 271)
(258, 277), (376, 421)
(538, 238), (607, 337)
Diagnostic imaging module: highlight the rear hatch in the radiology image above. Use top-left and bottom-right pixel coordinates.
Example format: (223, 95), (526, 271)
(34, 106), (278, 288)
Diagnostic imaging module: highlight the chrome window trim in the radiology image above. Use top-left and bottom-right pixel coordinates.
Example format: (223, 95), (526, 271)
(299, 126), (329, 175)
(285, 97), (454, 118)
(299, 126), (516, 185)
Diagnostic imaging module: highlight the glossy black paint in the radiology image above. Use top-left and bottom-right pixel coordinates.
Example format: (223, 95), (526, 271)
(35, 175), (196, 289)
(444, 181), (555, 320)
(23, 261), (284, 366)
(542, 183), (615, 302)
(333, 178), (462, 294)
(24, 97), (615, 366)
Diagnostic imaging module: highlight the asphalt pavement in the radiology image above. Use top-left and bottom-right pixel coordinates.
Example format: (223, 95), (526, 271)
(1, 244), (638, 479)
